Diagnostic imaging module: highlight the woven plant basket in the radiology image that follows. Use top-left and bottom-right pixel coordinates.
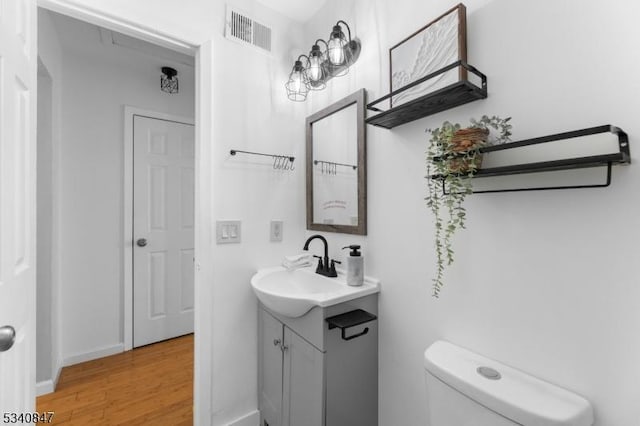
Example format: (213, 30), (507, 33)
(447, 127), (489, 173)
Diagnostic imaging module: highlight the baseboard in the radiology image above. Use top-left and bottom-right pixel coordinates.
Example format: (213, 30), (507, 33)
(35, 379), (54, 396)
(226, 410), (260, 426)
(63, 343), (124, 367)
(35, 355), (64, 396)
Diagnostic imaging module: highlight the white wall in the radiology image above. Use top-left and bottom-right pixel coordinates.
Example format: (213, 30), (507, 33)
(45, 12), (196, 362)
(37, 65), (53, 383)
(302, 1), (640, 425)
(207, 4), (306, 424)
(36, 8), (64, 390)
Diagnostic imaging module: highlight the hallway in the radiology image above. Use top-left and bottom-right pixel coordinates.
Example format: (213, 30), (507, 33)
(36, 335), (193, 425)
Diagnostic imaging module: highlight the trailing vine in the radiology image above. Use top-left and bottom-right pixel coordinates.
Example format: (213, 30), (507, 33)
(426, 116), (512, 297)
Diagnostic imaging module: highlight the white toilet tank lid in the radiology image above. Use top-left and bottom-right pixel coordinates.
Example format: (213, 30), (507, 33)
(424, 341), (594, 426)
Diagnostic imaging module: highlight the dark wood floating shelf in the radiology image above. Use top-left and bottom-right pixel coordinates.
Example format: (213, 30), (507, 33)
(430, 125), (631, 193)
(366, 61), (487, 129)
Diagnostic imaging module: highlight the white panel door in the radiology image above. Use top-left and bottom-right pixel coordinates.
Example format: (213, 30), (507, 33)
(0, 0), (37, 413)
(133, 116), (194, 347)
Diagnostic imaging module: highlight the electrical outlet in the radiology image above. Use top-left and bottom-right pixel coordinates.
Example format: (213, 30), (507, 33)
(270, 220), (283, 242)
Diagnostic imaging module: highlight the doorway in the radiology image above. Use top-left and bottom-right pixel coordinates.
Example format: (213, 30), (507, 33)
(35, 6), (197, 409)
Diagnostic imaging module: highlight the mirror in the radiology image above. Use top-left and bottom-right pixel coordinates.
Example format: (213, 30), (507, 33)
(306, 89), (366, 235)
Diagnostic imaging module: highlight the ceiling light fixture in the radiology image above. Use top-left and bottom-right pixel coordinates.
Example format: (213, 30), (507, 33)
(161, 66), (179, 94)
(285, 21), (360, 101)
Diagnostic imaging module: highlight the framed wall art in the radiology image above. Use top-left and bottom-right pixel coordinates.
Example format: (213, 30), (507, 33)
(389, 4), (467, 108)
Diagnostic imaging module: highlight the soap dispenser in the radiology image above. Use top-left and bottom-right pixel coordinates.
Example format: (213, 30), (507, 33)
(342, 245), (364, 286)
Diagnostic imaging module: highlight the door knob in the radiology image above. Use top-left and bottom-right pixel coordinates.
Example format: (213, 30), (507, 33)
(0, 325), (16, 352)
(136, 238), (147, 247)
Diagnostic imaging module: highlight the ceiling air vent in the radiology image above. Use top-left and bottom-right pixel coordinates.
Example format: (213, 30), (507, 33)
(225, 7), (272, 53)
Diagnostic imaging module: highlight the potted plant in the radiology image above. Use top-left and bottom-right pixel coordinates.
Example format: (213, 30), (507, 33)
(426, 115), (512, 297)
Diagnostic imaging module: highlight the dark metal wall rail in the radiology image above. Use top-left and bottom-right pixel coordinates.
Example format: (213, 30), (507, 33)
(230, 149), (295, 170)
(314, 159), (357, 175)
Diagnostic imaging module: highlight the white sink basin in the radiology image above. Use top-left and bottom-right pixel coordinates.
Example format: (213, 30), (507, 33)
(251, 266), (380, 317)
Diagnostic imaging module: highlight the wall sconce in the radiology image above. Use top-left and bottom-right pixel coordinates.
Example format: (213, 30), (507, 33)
(285, 20), (361, 102)
(161, 67), (179, 94)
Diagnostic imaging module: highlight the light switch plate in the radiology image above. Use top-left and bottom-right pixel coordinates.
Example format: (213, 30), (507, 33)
(270, 220), (283, 242)
(216, 220), (241, 244)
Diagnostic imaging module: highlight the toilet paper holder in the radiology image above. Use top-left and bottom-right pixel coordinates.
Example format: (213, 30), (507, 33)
(326, 309), (377, 341)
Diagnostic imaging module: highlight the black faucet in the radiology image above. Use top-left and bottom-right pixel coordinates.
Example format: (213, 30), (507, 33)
(303, 234), (338, 277)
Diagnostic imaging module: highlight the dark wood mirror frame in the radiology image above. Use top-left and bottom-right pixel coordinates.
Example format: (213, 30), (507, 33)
(306, 88), (367, 235)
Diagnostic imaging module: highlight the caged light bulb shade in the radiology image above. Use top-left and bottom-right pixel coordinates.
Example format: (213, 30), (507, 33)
(291, 70), (303, 92)
(306, 42), (327, 90)
(327, 24), (348, 66)
(308, 55), (322, 82)
(285, 60), (309, 101)
(327, 36), (346, 65)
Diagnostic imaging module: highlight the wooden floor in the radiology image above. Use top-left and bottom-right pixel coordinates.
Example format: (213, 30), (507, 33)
(36, 334), (193, 425)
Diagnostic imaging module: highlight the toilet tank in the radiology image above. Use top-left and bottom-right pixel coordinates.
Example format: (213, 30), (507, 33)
(424, 341), (594, 426)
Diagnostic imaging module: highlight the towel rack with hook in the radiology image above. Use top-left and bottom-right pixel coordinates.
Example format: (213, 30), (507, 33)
(314, 160), (357, 175)
(229, 149), (295, 170)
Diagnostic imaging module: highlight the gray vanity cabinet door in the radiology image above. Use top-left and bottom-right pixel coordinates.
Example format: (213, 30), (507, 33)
(282, 328), (325, 426)
(259, 309), (284, 426)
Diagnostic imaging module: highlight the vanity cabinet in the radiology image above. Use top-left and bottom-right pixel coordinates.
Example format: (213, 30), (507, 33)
(258, 294), (378, 426)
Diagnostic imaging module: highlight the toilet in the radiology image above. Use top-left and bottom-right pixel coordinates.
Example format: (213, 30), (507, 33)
(424, 341), (594, 426)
